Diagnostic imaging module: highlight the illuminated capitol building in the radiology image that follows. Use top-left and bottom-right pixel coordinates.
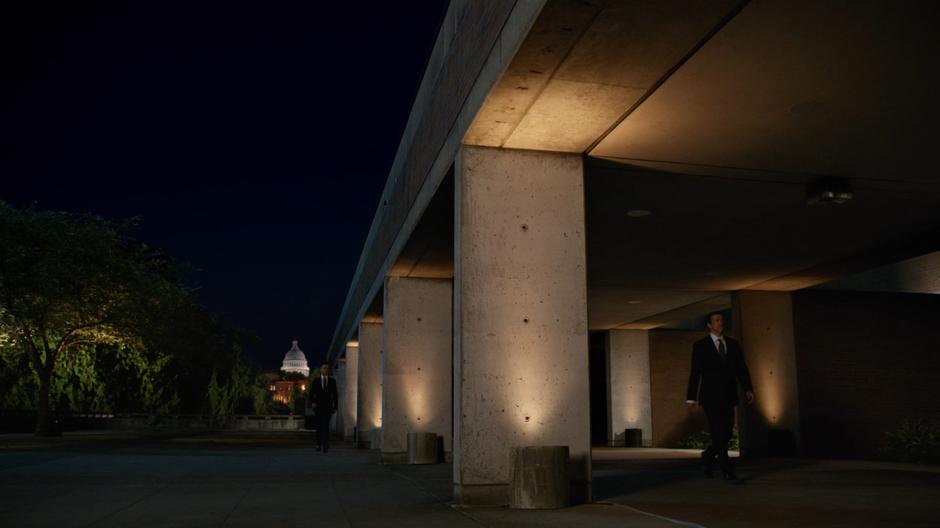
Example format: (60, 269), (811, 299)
(268, 339), (310, 406)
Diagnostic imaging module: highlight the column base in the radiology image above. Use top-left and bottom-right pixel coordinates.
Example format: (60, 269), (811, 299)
(454, 481), (592, 507)
(454, 483), (509, 506)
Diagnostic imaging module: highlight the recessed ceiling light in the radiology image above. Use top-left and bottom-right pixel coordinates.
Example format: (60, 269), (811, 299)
(627, 209), (652, 218)
(628, 300), (643, 304)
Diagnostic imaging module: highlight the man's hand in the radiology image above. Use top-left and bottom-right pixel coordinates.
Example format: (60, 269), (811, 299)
(745, 390), (755, 404)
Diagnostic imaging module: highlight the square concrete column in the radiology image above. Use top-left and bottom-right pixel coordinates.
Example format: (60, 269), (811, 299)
(733, 291), (801, 457)
(454, 146), (591, 505)
(381, 276), (453, 463)
(358, 321), (383, 449)
(339, 344), (359, 442)
(606, 330), (652, 447)
(334, 363), (344, 436)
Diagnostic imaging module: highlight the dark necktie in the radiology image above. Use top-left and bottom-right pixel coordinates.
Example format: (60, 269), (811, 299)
(717, 338), (726, 360)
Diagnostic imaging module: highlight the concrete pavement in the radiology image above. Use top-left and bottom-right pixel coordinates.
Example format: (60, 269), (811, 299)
(1, 431), (937, 527)
(0, 431), (675, 527)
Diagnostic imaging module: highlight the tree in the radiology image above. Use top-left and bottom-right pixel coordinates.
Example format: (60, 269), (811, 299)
(0, 201), (187, 435)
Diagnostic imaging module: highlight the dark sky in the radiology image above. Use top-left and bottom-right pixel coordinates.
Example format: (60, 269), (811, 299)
(1, 1), (449, 369)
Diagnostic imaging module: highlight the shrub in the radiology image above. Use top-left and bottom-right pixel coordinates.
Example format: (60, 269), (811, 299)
(675, 429), (740, 451)
(881, 419), (940, 464)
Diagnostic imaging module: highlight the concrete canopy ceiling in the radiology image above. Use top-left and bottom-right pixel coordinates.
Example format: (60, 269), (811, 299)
(464, 0), (744, 152)
(585, 0), (940, 328)
(816, 251), (940, 295)
(455, 0), (940, 330)
(388, 173), (454, 280)
(590, 0), (940, 183)
(584, 160), (940, 329)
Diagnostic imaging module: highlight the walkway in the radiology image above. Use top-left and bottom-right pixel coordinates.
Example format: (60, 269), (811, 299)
(1, 431), (937, 527)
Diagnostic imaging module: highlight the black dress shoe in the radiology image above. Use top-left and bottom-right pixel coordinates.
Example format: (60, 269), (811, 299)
(315, 445), (322, 452)
(722, 470), (737, 481)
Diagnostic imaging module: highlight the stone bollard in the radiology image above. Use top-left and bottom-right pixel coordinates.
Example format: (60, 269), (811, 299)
(407, 432), (439, 464)
(509, 446), (570, 509)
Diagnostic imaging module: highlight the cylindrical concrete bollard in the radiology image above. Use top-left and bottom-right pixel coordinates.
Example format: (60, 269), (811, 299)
(407, 432), (439, 464)
(509, 446), (570, 509)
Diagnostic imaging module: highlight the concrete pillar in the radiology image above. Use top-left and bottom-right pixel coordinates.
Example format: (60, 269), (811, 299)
(454, 146), (590, 505)
(339, 344), (359, 441)
(334, 359), (345, 436)
(381, 276), (453, 463)
(733, 291), (801, 457)
(606, 330), (652, 447)
(358, 322), (383, 448)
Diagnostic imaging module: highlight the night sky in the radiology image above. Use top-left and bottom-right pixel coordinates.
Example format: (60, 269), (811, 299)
(1, 1), (450, 369)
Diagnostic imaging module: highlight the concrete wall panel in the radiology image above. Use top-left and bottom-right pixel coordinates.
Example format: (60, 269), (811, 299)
(793, 290), (940, 458)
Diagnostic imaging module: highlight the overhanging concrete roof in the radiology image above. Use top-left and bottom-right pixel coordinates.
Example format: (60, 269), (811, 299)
(462, 0), (940, 330)
(330, 0), (940, 352)
(326, 0), (549, 361)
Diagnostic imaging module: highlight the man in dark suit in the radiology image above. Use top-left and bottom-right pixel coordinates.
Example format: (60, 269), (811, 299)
(686, 312), (754, 480)
(310, 361), (338, 452)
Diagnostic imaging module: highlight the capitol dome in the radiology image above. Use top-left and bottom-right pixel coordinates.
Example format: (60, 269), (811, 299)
(280, 339), (310, 377)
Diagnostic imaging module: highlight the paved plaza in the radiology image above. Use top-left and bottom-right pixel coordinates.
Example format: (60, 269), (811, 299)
(1, 431), (937, 527)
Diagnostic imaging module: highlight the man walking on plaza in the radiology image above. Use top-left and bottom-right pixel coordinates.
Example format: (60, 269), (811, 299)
(311, 361), (339, 452)
(686, 312), (754, 481)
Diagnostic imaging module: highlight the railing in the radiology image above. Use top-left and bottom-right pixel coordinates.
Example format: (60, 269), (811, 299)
(0, 411), (309, 433)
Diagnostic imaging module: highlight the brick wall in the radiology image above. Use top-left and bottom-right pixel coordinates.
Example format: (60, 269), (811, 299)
(649, 329), (709, 447)
(793, 291), (940, 458)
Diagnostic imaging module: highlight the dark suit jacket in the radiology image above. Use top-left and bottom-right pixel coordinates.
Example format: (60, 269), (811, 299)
(686, 335), (753, 408)
(310, 376), (338, 417)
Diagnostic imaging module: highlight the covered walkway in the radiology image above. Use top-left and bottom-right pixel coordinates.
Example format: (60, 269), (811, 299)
(1, 431), (936, 527)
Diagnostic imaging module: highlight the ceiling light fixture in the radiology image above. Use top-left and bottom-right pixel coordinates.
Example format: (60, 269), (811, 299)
(806, 176), (853, 205)
(627, 209), (652, 217)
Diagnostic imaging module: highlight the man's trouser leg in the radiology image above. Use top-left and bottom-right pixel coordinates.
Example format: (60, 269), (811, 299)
(705, 404), (734, 474)
(317, 412), (330, 449)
